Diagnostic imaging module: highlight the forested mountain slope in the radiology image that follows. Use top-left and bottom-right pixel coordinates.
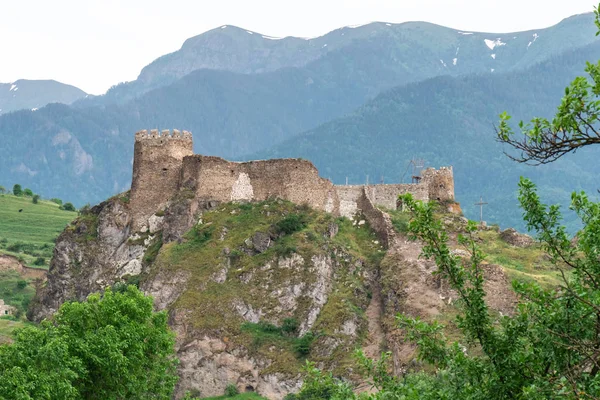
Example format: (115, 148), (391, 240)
(253, 41), (600, 230)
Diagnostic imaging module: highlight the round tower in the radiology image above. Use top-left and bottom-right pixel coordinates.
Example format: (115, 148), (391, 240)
(421, 166), (455, 202)
(130, 129), (193, 231)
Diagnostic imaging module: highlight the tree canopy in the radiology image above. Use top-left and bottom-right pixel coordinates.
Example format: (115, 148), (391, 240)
(497, 5), (600, 164)
(0, 285), (178, 400)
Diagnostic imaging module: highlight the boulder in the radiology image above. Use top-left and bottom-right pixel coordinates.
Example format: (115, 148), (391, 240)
(500, 228), (534, 247)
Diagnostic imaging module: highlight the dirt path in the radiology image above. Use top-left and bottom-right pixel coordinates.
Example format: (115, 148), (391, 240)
(0, 254), (47, 280)
(362, 281), (384, 360)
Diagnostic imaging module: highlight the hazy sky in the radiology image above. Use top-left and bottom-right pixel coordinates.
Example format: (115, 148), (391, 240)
(0, 0), (596, 94)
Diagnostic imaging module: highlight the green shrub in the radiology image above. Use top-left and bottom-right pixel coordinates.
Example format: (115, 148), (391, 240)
(60, 202), (76, 212)
(50, 198), (63, 205)
(32, 194), (40, 204)
(282, 318), (299, 336)
(224, 383), (239, 396)
(293, 332), (315, 356)
(12, 184), (22, 196)
(276, 213), (307, 235)
(33, 257), (45, 266)
(16, 280), (27, 289)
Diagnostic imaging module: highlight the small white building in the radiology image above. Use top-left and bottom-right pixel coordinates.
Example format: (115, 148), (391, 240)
(0, 299), (15, 316)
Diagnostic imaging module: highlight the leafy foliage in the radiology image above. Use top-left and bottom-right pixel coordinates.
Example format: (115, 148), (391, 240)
(276, 213), (308, 235)
(0, 285), (178, 399)
(12, 184), (22, 196)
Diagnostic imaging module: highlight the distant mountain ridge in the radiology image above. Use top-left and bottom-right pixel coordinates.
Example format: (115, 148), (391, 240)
(0, 79), (86, 115)
(82, 12), (598, 105)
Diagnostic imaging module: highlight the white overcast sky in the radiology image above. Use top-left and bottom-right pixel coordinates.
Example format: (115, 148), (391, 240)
(0, 0), (596, 94)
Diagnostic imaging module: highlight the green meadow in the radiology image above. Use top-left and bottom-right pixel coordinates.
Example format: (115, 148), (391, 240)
(0, 194), (76, 268)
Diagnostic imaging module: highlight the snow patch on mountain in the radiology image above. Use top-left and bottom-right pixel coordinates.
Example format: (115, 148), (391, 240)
(262, 35), (283, 40)
(484, 38), (506, 50)
(458, 31), (473, 35)
(527, 33), (539, 48)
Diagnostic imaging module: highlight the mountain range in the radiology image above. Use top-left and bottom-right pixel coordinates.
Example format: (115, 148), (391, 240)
(1, 12), (599, 230)
(0, 79), (86, 115)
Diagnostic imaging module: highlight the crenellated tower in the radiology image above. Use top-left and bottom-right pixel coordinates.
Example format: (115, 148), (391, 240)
(130, 129), (193, 231)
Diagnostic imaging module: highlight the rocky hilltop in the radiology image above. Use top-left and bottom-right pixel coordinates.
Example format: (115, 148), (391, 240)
(29, 130), (529, 399)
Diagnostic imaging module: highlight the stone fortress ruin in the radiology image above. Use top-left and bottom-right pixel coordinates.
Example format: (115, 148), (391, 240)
(129, 129), (456, 233)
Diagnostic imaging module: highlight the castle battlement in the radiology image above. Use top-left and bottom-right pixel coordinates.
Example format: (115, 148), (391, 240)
(129, 130), (457, 231)
(135, 129), (193, 141)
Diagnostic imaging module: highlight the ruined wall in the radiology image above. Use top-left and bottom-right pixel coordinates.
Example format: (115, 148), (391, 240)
(335, 184), (429, 218)
(180, 155), (339, 215)
(130, 129), (193, 230)
(0, 299), (15, 316)
(421, 167), (455, 202)
(128, 130), (455, 229)
(356, 188), (395, 248)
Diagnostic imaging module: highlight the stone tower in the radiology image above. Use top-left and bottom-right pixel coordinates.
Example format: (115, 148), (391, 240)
(130, 129), (193, 231)
(421, 166), (455, 202)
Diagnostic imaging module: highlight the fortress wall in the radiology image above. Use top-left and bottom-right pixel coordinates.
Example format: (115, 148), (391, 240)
(421, 167), (454, 202)
(364, 184), (429, 210)
(335, 183), (429, 218)
(356, 188), (395, 248)
(335, 186), (363, 218)
(181, 155), (339, 214)
(130, 129), (193, 230)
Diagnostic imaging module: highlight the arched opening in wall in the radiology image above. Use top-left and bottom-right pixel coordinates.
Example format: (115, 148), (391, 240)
(245, 385), (255, 392)
(162, 168), (168, 175)
(439, 184), (445, 189)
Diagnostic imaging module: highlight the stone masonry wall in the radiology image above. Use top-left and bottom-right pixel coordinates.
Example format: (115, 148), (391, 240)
(130, 129), (193, 230)
(180, 155), (339, 214)
(422, 167), (454, 202)
(356, 188), (395, 248)
(129, 130), (456, 230)
(0, 299), (15, 316)
(335, 184), (429, 218)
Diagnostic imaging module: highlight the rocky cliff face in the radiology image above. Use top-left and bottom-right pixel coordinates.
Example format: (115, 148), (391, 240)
(29, 189), (518, 399)
(29, 193), (385, 398)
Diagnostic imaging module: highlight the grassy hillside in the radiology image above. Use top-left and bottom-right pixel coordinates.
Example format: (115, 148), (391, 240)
(0, 194), (76, 267)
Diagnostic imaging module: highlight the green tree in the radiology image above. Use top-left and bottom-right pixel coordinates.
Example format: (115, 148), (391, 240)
(61, 202), (76, 212)
(0, 186), (6, 195)
(12, 184), (22, 196)
(32, 194), (40, 204)
(23, 188), (33, 197)
(0, 285), (178, 399)
(497, 5), (600, 164)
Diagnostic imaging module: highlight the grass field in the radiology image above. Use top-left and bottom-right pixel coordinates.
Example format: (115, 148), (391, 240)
(0, 194), (76, 267)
